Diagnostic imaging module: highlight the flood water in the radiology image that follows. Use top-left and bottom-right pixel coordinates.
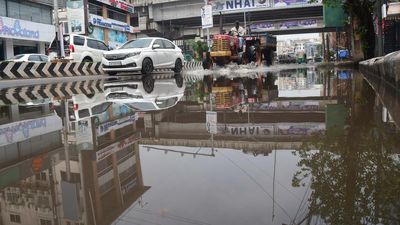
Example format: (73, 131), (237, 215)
(0, 66), (399, 225)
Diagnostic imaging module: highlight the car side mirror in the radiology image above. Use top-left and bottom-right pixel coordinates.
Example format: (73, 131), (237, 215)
(152, 44), (161, 49)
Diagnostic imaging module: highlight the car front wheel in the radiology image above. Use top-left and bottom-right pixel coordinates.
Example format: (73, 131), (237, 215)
(173, 59), (183, 73)
(141, 58), (153, 75)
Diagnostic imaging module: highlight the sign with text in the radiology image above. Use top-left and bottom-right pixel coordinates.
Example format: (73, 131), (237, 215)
(67, 0), (86, 34)
(0, 115), (62, 147)
(96, 0), (134, 13)
(211, 0), (271, 12)
(206, 111), (217, 134)
(201, 5), (214, 29)
(0, 16), (55, 42)
(90, 14), (133, 33)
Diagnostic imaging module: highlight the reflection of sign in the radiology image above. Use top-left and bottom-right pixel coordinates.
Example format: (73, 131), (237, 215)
(76, 118), (93, 151)
(122, 178), (137, 194)
(97, 114), (138, 136)
(67, 0), (86, 34)
(0, 16), (54, 42)
(206, 111), (217, 134)
(201, 5), (213, 29)
(96, 0), (134, 13)
(96, 134), (140, 162)
(277, 124), (325, 135)
(0, 115), (62, 147)
(222, 124), (274, 136)
(90, 14), (131, 32)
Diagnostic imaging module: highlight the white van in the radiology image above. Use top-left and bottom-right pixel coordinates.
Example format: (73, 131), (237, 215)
(48, 34), (110, 62)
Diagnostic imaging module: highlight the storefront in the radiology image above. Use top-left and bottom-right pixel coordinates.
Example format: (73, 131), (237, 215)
(88, 14), (133, 49)
(0, 16), (55, 60)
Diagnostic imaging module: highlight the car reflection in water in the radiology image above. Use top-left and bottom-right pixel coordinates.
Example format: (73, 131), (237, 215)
(104, 74), (185, 112)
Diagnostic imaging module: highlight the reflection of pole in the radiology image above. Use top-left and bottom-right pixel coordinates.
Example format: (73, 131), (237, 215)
(88, 191), (97, 225)
(247, 103), (250, 124)
(63, 100), (71, 181)
(210, 94), (214, 154)
(272, 150), (277, 221)
(78, 152), (89, 225)
(244, 11), (246, 33)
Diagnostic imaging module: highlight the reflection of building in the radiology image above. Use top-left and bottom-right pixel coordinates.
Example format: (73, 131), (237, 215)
(0, 100), (149, 225)
(0, 104), (62, 169)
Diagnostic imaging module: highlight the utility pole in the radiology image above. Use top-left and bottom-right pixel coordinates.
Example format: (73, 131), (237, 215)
(204, 0), (211, 52)
(54, 0), (65, 58)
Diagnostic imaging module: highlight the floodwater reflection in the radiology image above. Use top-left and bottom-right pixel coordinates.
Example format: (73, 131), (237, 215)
(0, 67), (398, 225)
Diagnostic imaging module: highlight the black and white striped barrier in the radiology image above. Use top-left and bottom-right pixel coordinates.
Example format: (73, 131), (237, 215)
(0, 80), (104, 105)
(184, 61), (203, 70)
(0, 62), (104, 80)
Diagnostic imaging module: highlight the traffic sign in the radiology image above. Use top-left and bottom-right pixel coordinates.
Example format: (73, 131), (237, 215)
(201, 5), (213, 29)
(206, 111), (217, 134)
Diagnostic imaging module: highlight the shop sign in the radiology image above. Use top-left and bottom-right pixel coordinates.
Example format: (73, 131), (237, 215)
(97, 0), (134, 13)
(201, 5), (213, 29)
(96, 134), (140, 162)
(90, 14), (130, 32)
(0, 115), (62, 147)
(279, 19), (318, 30)
(210, 0), (317, 12)
(67, 0), (86, 35)
(211, 0), (271, 12)
(0, 16), (55, 42)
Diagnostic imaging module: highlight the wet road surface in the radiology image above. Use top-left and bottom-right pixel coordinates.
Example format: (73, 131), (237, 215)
(0, 65), (399, 225)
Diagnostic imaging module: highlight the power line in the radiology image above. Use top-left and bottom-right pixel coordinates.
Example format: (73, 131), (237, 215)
(219, 151), (293, 222)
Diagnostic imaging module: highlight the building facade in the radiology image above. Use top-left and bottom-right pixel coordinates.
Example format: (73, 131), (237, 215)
(0, 0), (56, 60)
(61, 0), (140, 49)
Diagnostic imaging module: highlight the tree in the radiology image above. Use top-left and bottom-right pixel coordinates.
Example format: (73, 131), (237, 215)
(313, 0), (377, 59)
(292, 79), (400, 224)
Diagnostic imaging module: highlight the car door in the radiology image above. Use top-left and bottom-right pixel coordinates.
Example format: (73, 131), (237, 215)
(87, 39), (103, 62)
(162, 40), (178, 68)
(152, 39), (167, 68)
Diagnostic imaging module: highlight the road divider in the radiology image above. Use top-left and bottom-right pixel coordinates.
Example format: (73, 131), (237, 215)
(0, 61), (205, 80)
(359, 50), (400, 90)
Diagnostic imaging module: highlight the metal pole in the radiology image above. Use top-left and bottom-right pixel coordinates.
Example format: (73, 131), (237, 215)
(53, 0), (65, 58)
(205, 0), (211, 52)
(244, 11), (246, 34)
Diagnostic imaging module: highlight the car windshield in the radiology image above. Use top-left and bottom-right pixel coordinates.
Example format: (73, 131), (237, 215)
(9, 55), (24, 60)
(121, 39), (152, 49)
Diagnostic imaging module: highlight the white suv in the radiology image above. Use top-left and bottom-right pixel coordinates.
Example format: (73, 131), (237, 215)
(48, 34), (109, 62)
(102, 37), (184, 75)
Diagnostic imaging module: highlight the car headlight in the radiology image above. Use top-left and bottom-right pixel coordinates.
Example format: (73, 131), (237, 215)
(126, 52), (141, 58)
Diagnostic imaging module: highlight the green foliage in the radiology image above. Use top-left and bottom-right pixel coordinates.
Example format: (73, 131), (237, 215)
(187, 40), (208, 61)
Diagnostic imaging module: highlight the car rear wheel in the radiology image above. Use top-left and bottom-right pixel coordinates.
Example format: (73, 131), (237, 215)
(173, 59), (183, 73)
(141, 58), (153, 75)
(142, 75), (155, 93)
